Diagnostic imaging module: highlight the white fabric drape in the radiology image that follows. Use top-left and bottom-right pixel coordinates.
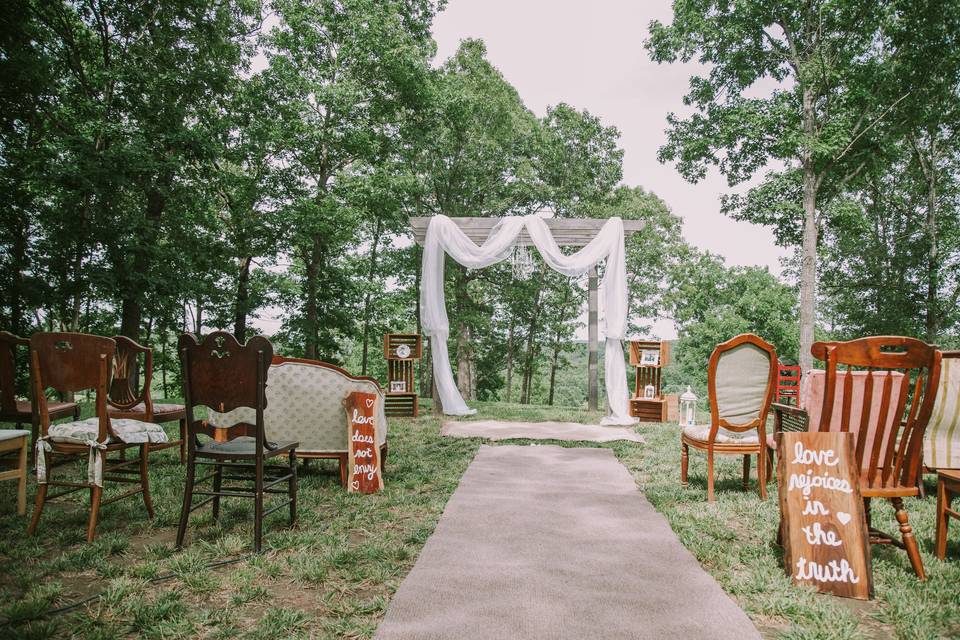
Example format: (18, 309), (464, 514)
(420, 214), (637, 426)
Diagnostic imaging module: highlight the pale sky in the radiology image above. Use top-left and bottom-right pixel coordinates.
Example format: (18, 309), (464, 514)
(432, 0), (788, 276)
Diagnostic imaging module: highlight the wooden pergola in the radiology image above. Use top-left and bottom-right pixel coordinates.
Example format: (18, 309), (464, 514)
(410, 217), (645, 410)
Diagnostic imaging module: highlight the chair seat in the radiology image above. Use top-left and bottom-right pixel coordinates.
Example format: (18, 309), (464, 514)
(195, 436), (298, 459)
(0, 429), (30, 442)
(48, 417), (170, 445)
(682, 424), (759, 445)
(12, 400), (76, 418)
(108, 402), (185, 419)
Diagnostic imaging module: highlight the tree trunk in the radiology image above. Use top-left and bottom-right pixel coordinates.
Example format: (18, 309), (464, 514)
(798, 88), (820, 376)
(120, 184), (166, 340)
(303, 239), (321, 360)
(456, 322), (474, 400)
(924, 139), (939, 343)
(233, 256), (252, 341)
(360, 217), (384, 375)
(548, 346), (560, 405)
(520, 277), (545, 404)
(505, 317), (515, 402)
(193, 298), (202, 335)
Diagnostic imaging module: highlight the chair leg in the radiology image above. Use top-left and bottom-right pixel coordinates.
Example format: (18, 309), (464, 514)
(680, 442), (689, 486)
(254, 456), (264, 553)
(212, 464), (222, 521)
(178, 418), (186, 464)
(338, 453), (348, 487)
(891, 497), (925, 580)
(176, 455), (196, 549)
(28, 464), (49, 535)
(757, 449), (767, 500)
(765, 448), (774, 483)
(707, 450), (715, 502)
(87, 485), (103, 543)
(139, 444), (154, 518)
(742, 455), (751, 490)
(935, 478), (950, 560)
(289, 450), (297, 525)
(17, 438), (27, 516)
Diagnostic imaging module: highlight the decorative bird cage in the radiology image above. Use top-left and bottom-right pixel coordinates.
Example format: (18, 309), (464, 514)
(679, 386), (698, 428)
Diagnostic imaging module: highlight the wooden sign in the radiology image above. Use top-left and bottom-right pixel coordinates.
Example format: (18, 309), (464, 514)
(344, 391), (383, 493)
(777, 432), (873, 600)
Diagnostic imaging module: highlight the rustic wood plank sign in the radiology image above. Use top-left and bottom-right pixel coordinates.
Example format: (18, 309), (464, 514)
(344, 391), (383, 494)
(777, 431), (873, 600)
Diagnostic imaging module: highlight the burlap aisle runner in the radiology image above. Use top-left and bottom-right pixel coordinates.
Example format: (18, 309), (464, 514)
(376, 445), (760, 640)
(441, 420), (644, 443)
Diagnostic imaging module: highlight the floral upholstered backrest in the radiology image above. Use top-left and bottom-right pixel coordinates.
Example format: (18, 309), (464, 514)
(209, 359), (387, 453)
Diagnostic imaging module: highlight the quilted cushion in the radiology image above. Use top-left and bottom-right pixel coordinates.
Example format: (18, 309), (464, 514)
(48, 418), (169, 445)
(0, 429), (30, 442)
(683, 424), (759, 445)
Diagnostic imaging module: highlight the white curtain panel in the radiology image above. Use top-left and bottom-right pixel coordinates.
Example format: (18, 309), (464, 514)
(420, 214), (637, 426)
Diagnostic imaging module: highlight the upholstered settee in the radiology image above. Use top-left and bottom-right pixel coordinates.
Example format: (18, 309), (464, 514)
(209, 356), (388, 485)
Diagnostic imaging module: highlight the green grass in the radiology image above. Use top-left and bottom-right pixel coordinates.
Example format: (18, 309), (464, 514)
(0, 400), (958, 639)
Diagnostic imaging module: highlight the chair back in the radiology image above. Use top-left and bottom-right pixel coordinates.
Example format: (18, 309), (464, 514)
(107, 336), (153, 412)
(812, 336), (940, 491)
(924, 350), (960, 470)
(708, 333), (778, 433)
(0, 331), (28, 414)
(29, 333), (115, 438)
(178, 332), (272, 443)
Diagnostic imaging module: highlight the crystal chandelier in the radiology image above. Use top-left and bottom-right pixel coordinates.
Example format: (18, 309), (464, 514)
(511, 243), (536, 280)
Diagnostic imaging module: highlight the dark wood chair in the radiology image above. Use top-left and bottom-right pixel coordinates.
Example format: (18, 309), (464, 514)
(28, 333), (167, 542)
(107, 335), (186, 462)
(177, 332), (298, 553)
(0, 429), (29, 515)
(681, 333), (778, 501)
(774, 336), (940, 580)
(0, 331), (80, 441)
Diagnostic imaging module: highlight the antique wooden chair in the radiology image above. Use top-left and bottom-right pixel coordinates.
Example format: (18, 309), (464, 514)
(28, 333), (168, 542)
(107, 335), (186, 462)
(177, 332), (298, 553)
(0, 331), (80, 441)
(778, 337), (941, 579)
(681, 333), (778, 501)
(0, 429), (29, 515)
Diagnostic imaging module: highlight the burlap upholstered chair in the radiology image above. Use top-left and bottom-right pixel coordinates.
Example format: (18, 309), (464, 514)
(681, 333), (778, 501)
(925, 350), (960, 473)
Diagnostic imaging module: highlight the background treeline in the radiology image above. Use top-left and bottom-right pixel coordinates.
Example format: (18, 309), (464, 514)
(0, 0), (957, 406)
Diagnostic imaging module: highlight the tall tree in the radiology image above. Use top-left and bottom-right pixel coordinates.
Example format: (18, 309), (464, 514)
(646, 1), (935, 372)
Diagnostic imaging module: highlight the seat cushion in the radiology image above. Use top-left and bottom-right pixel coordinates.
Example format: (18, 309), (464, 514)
(48, 418), (169, 445)
(15, 400), (75, 416)
(195, 436), (298, 457)
(0, 429), (30, 442)
(109, 402), (185, 416)
(683, 424), (759, 445)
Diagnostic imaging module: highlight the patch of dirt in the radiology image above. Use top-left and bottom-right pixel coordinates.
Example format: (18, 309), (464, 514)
(833, 597), (895, 640)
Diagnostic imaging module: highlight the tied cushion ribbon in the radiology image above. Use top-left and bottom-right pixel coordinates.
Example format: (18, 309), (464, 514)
(35, 436), (109, 487)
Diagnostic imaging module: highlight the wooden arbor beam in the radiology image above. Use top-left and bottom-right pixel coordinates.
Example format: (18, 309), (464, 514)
(410, 217), (645, 412)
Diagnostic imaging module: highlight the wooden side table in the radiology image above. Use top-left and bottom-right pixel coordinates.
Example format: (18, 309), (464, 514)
(935, 469), (960, 560)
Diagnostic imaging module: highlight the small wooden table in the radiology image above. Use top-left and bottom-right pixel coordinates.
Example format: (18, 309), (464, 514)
(936, 470), (960, 560)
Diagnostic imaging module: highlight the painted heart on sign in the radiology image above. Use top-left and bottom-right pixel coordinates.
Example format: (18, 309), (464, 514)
(351, 480), (360, 491)
(836, 511), (852, 526)
(365, 398), (375, 409)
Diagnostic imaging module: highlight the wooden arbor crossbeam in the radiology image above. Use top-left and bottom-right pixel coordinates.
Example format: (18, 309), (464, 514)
(409, 216), (645, 411)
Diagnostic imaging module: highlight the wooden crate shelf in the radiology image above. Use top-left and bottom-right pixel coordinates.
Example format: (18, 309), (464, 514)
(384, 393), (418, 417)
(630, 398), (668, 422)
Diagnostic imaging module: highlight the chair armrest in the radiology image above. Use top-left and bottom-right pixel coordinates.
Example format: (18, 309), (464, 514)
(772, 402), (809, 434)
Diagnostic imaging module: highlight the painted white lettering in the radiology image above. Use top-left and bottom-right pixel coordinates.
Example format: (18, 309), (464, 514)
(792, 441), (841, 467)
(800, 522), (843, 546)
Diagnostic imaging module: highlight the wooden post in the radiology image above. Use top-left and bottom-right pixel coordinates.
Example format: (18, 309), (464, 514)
(588, 266), (598, 411)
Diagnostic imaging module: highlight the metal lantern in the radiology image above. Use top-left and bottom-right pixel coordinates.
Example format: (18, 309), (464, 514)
(679, 385), (698, 428)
